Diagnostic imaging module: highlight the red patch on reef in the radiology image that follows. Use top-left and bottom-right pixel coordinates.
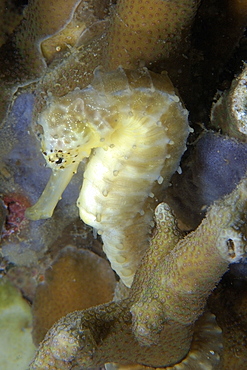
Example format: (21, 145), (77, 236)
(2, 193), (31, 237)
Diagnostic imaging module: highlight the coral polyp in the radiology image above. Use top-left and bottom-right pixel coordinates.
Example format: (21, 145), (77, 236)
(26, 67), (190, 286)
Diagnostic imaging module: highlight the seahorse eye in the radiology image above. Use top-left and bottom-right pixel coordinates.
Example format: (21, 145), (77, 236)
(55, 157), (63, 165)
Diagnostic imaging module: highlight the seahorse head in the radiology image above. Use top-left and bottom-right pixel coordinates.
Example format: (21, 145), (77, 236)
(37, 92), (103, 170)
(37, 66), (183, 171)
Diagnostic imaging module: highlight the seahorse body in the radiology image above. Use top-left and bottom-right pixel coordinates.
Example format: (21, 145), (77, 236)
(26, 67), (190, 287)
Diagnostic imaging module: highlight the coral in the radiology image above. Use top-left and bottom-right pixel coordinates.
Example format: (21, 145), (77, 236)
(26, 67), (190, 287)
(105, 311), (222, 370)
(29, 175), (247, 369)
(32, 246), (116, 345)
(211, 64), (247, 142)
(40, 0), (112, 64)
(40, 18), (87, 64)
(0, 0), (110, 125)
(0, 0), (201, 127)
(4, 0), (84, 78)
(29, 304), (222, 370)
(0, 278), (36, 370)
(106, 0), (200, 70)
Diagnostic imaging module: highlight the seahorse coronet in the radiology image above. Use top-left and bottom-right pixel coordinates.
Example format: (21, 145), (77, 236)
(26, 66), (190, 287)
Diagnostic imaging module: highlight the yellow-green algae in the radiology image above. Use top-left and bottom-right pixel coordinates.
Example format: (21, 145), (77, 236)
(0, 278), (36, 370)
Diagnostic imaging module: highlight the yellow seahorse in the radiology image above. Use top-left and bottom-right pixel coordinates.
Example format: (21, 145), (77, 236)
(26, 67), (190, 287)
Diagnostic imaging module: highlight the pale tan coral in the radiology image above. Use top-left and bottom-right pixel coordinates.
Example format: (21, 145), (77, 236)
(105, 311), (223, 370)
(106, 0), (200, 70)
(40, 0), (111, 64)
(29, 175), (247, 369)
(32, 246), (116, 345)
(40, 19), (87, 64)
(0, 0), (110, 124)
(0, 0), (84, 84)
(14, 0), (82, 74)
(211, 64), (247, 142)
(130, 194), (243, 346)
(29, 305), (223, 370)
(0, 0), (200, 126)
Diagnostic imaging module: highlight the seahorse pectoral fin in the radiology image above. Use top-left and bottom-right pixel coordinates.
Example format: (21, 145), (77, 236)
(25, 162), (79, 220)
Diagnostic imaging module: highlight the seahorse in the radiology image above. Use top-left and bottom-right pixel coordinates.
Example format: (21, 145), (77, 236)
(26, 67), (190, 287)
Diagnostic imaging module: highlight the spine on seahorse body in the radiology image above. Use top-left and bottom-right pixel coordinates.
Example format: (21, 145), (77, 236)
(26, 67), (191, 287)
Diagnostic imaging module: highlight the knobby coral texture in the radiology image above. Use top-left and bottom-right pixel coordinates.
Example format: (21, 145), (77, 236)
(0, 0), (247, 369)
(32, 246), (116, 345)
(30, 181), (247, 369)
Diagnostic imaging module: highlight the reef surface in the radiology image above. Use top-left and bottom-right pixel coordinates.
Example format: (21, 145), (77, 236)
(1, 0), (247, 369)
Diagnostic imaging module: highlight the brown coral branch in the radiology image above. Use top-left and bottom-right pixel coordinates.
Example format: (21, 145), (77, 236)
(211, 64), (247, 142)
(32, 246), (116, 345)
(29, 176), (247, 369)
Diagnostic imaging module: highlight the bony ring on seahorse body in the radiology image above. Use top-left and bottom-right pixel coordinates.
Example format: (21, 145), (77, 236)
(26, 67), (191, 287)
